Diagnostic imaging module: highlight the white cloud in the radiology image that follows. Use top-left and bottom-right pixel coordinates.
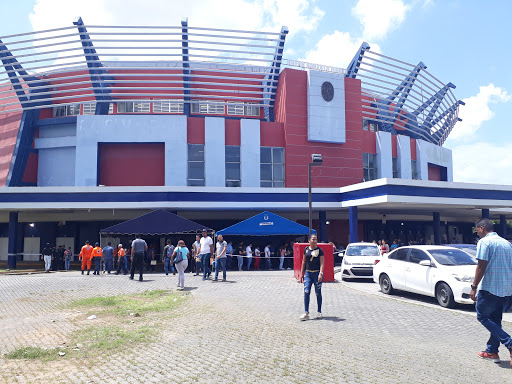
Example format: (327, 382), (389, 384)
(451, 142), (512, 185)
(300, 30), (380, 69)
(29, 0), (323, 37)
(448, 84), (511, 141)
(352, 0), (410, 40)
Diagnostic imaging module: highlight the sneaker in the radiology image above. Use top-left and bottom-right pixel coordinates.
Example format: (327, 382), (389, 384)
(213, 278), (218, 281)
(478, 351), (500, 363)
(299, 313), (310, 321)
(315, 312), (323, 319)
(139, 277), (143, 282)
(129, 276), (134, 280)
(177, 287), (184, 291)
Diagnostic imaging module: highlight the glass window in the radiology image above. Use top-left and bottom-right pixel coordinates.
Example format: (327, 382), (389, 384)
(187, 144), (205, 186)
(345, 245), (380, 256)
(53, 104), (80, 117)
(260, 147), (285, 187)
(427, 249), (477, 266)
(191, 100), (225, 115)
(408, 249), (431, 264)
(82, 102), (113, 115)
(389, 248), (408, 261)
(153, 99), (183, 113)
(411, 159), (419, 180)
(392, 157), (398, 178)
(117, 101), (150, 113)
(225, 145), (240, 187)
(369, 122), (378, 132)
(363, 153), (378, 182)
(363, 118), (368, 131)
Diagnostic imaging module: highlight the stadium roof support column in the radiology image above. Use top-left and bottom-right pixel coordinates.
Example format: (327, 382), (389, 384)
(266, 26), (288, 122)
(1, 40), (49, 186)
(73, 17), (112, 115)
(181, 17), (191, 117)
(345, 42), (370, 79)
(433, 212), (441, 245)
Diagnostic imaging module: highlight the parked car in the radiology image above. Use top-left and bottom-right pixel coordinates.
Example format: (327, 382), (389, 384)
(443, 244), (477, 258)
(341, 242), (381, 280)
(373, 245), (477, 308)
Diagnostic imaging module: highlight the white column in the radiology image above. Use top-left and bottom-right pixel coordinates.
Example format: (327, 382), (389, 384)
(165, 115), (188, 186)
(204, 117), (226, 187)
(376, 131), (393, 178)
(240, 119), (261, 187)
(397, 134), (412, 179)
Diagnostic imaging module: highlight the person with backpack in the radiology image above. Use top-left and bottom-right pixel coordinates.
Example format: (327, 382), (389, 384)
(163, 239), (175, 276)
(172, 240), (189, 290)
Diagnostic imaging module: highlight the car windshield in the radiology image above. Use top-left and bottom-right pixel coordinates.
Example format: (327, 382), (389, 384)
(345, 245), (380, 256)
(449, 245), (477, 257)
(427, 249), (477, 266)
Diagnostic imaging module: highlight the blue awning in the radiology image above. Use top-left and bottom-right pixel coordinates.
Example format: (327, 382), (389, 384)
(100, 209), (212, 236)
(216, 211), (314, 236)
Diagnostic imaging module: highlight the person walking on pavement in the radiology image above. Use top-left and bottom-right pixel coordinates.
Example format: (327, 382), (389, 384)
(130, 235), (147, 281)
(199, 229), (213, 280)
(79, 240), (93, 275)
(299, 234), (325, 321)
(214, 234), (228, 281)
(163, 239), (175, 276)
(41, 243), (53, 273)
(192, 235), (201, 276)
(91, 242), (103, 275)
(172, 240), (189, 290)
(64, 247), (72, 271)
(246, 243), (253, 271)
(264, 243), (272, 270)
(102, 242), (114, 274)
(115, 244), (128, 275)
(470, 218), (512, 365)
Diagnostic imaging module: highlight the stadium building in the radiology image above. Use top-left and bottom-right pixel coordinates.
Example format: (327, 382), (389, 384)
(0, 17), (511, 267)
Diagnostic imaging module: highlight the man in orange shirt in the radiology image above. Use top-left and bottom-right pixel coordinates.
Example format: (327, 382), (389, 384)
(115, 244), (128, 275)
(91, 242), (103, 275)
(79, 240), (93, 275)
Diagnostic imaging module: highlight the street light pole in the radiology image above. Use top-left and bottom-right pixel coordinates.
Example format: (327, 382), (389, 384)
(308, 154), (323, 236)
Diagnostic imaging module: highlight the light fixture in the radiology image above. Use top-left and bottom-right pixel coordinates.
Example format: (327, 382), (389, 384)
(29, 223), (35, 227)
(326, 221), (330, 225)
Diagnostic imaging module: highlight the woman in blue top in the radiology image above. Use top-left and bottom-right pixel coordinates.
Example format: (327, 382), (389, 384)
(172, 240), (190, 290)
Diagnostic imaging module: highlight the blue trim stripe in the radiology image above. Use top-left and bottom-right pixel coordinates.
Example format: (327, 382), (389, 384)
(342, 185), (512, 202)
(0, 191), (341, 204)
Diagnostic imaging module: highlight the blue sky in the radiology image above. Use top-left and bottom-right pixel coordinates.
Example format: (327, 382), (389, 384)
(1, 0), (511, 184)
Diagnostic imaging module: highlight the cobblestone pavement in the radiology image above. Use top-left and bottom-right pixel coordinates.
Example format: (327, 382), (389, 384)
(1, 270), (511, 383)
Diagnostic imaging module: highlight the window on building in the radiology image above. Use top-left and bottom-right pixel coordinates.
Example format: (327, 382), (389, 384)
(53, 104), (80, 117)
(225, 145), (241, 187)
(392, 157), (399, 178)
(191, 100), (225, 115)
(117, 101), (150, 113)
(153, 99), (184, 114)
(227, 102), (260, 117)
(411, 159), (419, 180)
(260, 147), (285, 187)
(362, 118), (378, 132)
(187, 144), (205, 186)
(82, 102), (113, 115)
(363, 153), (377, 181)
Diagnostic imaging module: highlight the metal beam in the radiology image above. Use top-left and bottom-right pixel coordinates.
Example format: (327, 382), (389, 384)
(181, 17), (191, 116)
(345, 42), (370, 79)
(265, 26), (288, 122)
(73, 17), (111, 115)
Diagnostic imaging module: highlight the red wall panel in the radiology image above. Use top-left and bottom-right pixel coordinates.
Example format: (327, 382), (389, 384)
(260, 122), (285, 147)
(428, 163), (441, 181)
(187, 117), (205, 144)
(274, 69), (364, 188)
(99, 143), (165, 186)
(391, 135), (397, 157)
(410, 139), (417, 160)
(225, 119), (240, 146)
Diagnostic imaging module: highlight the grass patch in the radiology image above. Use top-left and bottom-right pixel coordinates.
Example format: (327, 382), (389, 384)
(5, 346), (58, 361)
(74, 325), (155, 352)
(69, 290), (188, 316)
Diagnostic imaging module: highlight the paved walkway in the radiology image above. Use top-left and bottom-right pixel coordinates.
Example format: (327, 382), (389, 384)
(1, 270), (511, 383)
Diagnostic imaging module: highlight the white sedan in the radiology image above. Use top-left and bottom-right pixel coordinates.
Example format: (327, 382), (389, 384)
(373, 245), (477, 308)
(341, 242), (381, 280)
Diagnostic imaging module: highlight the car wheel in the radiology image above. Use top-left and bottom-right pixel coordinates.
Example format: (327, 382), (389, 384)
(379, 274), (394, 294)
(436, 282), (455, 308)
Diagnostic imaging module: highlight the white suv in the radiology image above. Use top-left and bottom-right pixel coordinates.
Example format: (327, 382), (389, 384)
(341, 242), (381, 280)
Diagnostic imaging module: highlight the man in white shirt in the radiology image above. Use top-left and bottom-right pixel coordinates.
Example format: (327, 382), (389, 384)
(199, 229), (214, 280)
(264, 244), (271, 270)
(246, 243), (253, 271)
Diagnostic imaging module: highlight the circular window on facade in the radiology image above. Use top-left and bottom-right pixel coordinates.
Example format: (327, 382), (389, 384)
(321, 81), (334, 102)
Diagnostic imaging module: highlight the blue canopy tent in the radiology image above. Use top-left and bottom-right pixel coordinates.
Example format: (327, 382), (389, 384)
(100, 209), (213, 236)
(216, 211), (314, 236)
